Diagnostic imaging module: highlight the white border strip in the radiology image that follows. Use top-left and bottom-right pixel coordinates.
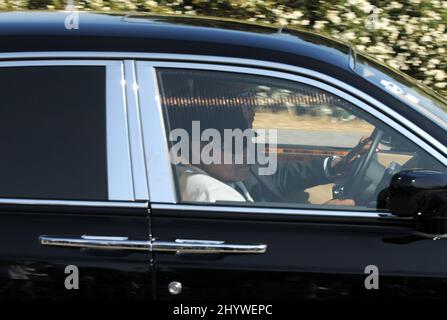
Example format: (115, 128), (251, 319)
(136, 62), (177, 203)
(106, 62), (135, 200)
(123, 60), (149, 200)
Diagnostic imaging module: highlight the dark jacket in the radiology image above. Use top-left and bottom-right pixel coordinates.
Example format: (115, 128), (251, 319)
(244, 158), (332, 203)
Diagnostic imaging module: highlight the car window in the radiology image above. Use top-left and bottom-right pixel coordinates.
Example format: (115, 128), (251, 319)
(157, 68), (446, 211)
(353, 52), (447, 131)
(0, 66), (108, 200)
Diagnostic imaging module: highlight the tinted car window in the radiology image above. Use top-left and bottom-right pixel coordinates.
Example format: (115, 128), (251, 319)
(0, 66), (107, 200)
(158, 68), (445, 211)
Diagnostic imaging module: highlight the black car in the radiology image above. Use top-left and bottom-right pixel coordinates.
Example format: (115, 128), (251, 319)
(1, 11), (447, 300)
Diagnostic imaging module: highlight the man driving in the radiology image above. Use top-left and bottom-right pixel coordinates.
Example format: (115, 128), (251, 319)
(163, 73), (373, 206)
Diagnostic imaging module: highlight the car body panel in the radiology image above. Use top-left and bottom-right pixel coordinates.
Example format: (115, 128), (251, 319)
(0, 205), (153, 299)
(150, 208), (447, 299)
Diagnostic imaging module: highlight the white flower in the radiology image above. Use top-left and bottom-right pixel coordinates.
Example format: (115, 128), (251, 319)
(314, 20), (328, 30)
(299, 20), (310, 26)
(146, 0), (157, 7)
(344, 12), (357, 21)
(359, 36), (371, 44)
(327, 10), (341, 24)
(341, 31), (356, 41)
(291, 10), (303, 19)
(421, 35), (433, 42)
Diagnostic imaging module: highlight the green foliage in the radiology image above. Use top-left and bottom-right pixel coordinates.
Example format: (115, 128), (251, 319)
(1, 0), (446, 97)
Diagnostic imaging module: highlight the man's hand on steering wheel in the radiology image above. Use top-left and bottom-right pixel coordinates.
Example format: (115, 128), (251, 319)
(329, 136), (377, 177)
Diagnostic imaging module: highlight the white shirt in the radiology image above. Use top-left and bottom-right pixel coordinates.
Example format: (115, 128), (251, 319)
(176, 158), (332, 203)
(177, 165), (246, 203)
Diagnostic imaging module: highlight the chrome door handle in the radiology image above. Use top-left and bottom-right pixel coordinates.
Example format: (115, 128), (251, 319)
(152, 239), (267, 254)
(40, 236), (267, 254)
(39, 235), (150, 251)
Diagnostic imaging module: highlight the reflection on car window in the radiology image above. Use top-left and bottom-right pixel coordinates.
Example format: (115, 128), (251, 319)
(353, 52), (447, 131)
(157, 68), (445, 212)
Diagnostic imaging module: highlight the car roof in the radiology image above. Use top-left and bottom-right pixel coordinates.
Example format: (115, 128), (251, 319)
(0, 11), (351, 71)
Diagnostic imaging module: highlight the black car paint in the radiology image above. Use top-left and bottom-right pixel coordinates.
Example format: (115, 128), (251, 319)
(149, 207), (447, 300)
(0, 205), (153, 299)
(0, 12), (445, 299)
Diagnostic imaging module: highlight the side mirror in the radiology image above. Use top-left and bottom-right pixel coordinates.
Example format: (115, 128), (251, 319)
(388, 169), (447, 237)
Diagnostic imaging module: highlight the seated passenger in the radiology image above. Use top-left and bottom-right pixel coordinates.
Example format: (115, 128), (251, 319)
(168, 100), (371, 206)
(164, 76), (373, 206)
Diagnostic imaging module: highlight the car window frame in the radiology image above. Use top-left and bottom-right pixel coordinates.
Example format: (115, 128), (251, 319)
(136, 60), (447, 219)
(1, 53), (443, 217)
(0, 59), (149, 207)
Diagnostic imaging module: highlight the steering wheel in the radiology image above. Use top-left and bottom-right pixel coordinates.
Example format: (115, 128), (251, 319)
(343, 128), (383, 200)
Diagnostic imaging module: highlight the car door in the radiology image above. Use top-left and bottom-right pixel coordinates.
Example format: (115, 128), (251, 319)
(0, 60), (153, 299)
(136, 59), (447, 300)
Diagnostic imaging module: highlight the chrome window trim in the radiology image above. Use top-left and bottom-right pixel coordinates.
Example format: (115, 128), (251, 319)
(136, 62), (177, 203)
(0, 51), (444, 157)
(106, 61), (135, 201)
(0, 59), (135, 202)
(0, 198), (147, 208)
(150, 204), (407, 220)
(123, 60), (149, 200)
